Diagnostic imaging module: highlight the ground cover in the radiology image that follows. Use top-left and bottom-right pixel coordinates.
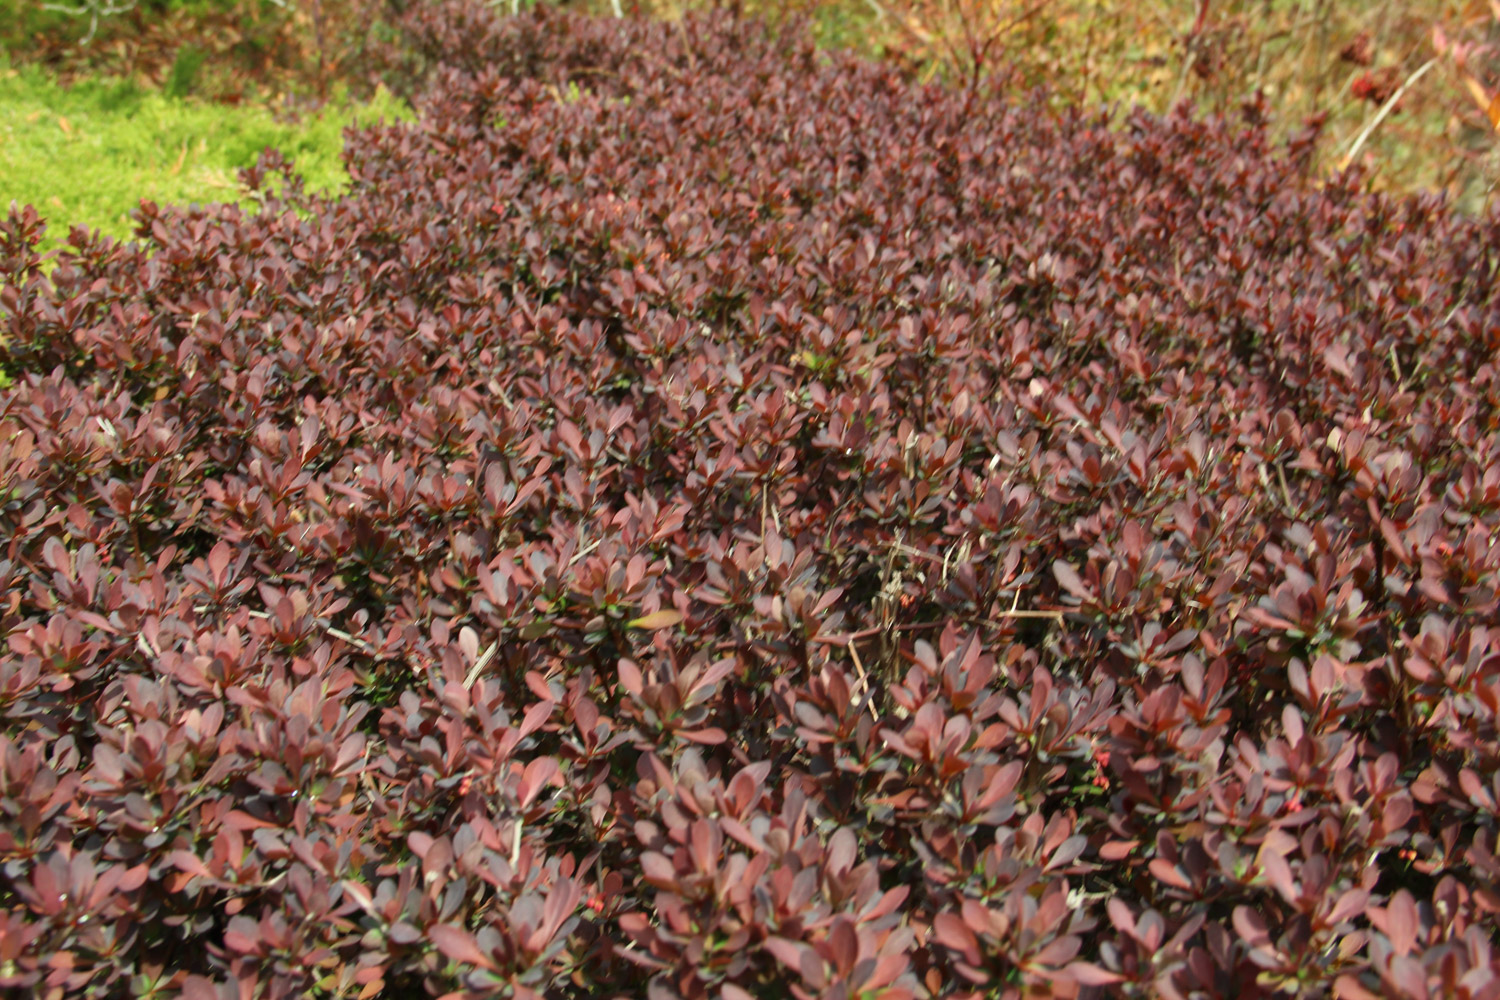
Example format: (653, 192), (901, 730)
(0, 3), (1498, 1000)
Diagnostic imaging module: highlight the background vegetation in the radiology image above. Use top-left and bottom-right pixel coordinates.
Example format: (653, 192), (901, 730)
(658, 0), (1500, 212)
(0, 0), (1496, 241)
(0, 0), (412, 257)
(1, 58), (411, 256)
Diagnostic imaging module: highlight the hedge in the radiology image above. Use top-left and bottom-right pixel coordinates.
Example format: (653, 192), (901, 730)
(1, 4), (1498, 997)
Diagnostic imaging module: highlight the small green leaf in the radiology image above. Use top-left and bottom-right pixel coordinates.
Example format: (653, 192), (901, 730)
(626, 609), (683, 631)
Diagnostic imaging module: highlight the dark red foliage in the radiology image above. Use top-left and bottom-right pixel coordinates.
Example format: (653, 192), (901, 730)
(2, 4), (1500, 998)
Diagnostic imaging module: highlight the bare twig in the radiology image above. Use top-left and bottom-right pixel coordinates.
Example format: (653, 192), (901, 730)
(40, 0), (137, 45)
(1340, 57), (1440, 171)
(1169, 48), (1198, 110)
(464, 641), (500, 688)
(847, 641), (879, 721)
(996, 608), (1066, 620)
(806, 621), (951, 645)
(888, 540), (946, 564)
(1275, 462), (1295, 515)
(567, 532), (602, 567)
(999, 584), (1063, 620)
(192, 605), (378, 654)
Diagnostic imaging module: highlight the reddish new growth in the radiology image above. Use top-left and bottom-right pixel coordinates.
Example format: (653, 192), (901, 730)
(1351, 67), (1401, 106)
(1092, 749), (1111, 788)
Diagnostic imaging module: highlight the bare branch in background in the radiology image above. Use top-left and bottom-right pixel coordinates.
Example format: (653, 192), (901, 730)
(1339, 56), (1439, 170)
(39, 0), (138, 45)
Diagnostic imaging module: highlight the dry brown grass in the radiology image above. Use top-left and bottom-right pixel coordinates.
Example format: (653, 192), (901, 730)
(623, 0), (1500, 211)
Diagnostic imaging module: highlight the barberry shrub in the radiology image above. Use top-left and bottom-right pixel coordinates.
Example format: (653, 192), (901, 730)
(2, 4), (1499, 998)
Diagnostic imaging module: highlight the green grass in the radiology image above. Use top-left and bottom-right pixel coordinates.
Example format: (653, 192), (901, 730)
(0, 56), (414, 258)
